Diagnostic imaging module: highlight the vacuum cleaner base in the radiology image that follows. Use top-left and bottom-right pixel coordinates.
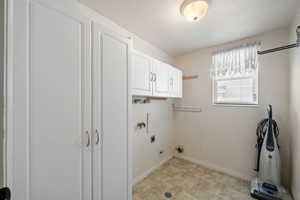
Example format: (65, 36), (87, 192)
(250, 178), (292, 200)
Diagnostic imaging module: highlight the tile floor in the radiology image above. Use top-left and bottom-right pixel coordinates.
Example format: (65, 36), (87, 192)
(133, 157), (255, 200)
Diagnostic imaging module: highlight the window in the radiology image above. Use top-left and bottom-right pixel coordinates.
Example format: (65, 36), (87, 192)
(213, 74), (258, 105)
(211, 42), (260, 105)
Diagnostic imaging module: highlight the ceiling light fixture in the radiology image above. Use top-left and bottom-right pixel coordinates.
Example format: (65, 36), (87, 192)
(180, 0), (209, 22)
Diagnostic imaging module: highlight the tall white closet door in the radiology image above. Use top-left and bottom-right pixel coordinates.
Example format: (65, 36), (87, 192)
(92, 24), (102, 200)
(92, 23), (130, 200)
(12, 1), (92, 200)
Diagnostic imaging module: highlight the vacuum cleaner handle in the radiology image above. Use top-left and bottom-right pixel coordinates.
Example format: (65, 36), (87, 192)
(267, 105), (272, 120)
(266, 105), (275, 152)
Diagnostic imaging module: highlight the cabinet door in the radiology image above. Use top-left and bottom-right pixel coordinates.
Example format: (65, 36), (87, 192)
(177, 69), (183, 98)
(132, 52), (153, 96)
(12, 1), (92, 200)
(152, 60), (170, 97)
(168, 66), (176, 98)
(93, 23), (130, 200)
(169, 67), (183, 98)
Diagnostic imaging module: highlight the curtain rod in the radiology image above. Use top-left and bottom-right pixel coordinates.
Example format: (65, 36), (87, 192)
(257, 43), (299, 55)
(258, 26), (300, 55)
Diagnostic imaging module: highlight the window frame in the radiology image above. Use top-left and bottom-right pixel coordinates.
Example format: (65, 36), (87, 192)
(212, 66), (259, 107)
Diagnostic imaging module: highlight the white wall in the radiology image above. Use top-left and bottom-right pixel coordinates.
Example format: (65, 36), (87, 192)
(289, 11), (300, 200)
(132, 100), (174, 183)
(133, 36), (173, 64)
(174, 28), (291, 185)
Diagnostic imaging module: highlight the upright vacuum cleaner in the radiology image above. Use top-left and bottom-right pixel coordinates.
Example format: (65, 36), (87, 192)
(250, 105), (292, 200)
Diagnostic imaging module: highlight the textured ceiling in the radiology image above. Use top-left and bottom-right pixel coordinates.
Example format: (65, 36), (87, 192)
(80, 0), (300, 56)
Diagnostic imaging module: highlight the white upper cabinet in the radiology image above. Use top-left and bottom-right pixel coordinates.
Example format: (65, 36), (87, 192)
(169, 66), (183, 98)
(178, 69), (183, 98)
(152, 59), (170, 97)
(131, 51), (182, 98)
(168, 66), (177, 97)
(132, 52), (153, 96)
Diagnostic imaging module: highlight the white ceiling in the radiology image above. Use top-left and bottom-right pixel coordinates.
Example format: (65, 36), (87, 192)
(80, 0), (300, 56)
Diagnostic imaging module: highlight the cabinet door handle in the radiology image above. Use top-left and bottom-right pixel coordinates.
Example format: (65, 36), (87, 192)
(85, 131), (90, 147)
(153, 73), (157, 81)
(149, 72), (153, 82)
(95, 129), (100, 145)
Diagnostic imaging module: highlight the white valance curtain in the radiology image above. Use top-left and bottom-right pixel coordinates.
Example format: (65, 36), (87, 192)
(211, 42), (261, 79)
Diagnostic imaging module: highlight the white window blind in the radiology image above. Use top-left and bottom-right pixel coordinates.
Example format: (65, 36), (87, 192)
(215, 77), (257, 104)
(211, 42), (260, 105)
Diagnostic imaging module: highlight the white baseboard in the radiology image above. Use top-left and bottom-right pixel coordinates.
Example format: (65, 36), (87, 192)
(175, 154), (254, 181)
(133, 155), (173, 185)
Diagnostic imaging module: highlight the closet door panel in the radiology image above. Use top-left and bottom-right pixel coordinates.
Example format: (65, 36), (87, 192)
(92, 24), (102, 200)
(103, 33), (128, 200)
(132, 52), (153, 96)
(14, 2), (92, 200)
(102, 33), (128, 200)
(94, 24), (129, 200)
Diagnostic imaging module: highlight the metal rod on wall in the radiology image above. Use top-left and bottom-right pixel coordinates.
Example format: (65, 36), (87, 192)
(257, 26), (300, 55)
(257, 43), (299, 55)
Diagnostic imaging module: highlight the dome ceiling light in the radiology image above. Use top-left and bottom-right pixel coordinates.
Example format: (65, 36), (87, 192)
(180, 0), (210, 22)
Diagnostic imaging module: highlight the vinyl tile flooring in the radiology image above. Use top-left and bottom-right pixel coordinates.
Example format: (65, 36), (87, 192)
(133, 157), (255, 200)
